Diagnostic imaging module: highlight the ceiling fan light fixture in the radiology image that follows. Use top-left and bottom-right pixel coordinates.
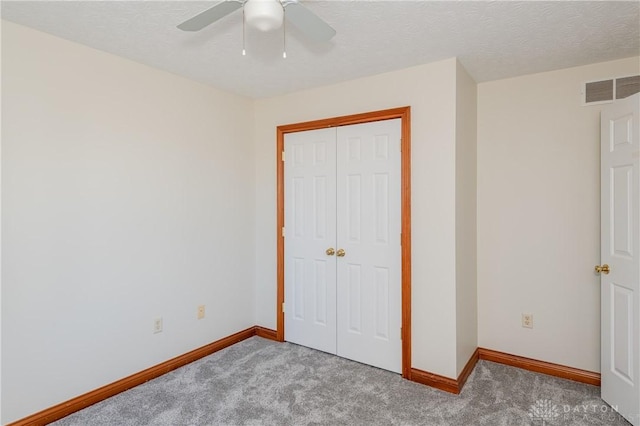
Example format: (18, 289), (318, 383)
(244, 0), (284, 32)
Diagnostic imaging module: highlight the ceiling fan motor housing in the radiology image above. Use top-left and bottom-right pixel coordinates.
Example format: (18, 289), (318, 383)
(245, 0), (284, 32)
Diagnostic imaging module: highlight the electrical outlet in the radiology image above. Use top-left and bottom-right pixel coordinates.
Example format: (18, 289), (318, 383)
(153, 317), (163, 334)
(197, 305), (205, 320)
(522, 313), (533, 329)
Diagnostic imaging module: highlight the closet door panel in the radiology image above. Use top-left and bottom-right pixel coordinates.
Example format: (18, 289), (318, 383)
(336, 119), (402, 373)
(284, 128), (337, 354)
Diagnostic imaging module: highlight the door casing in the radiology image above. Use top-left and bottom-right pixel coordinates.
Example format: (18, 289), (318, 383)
(276, 106), (412, 378)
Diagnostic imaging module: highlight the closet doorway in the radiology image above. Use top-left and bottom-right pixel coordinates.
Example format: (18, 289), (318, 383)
(276, 107), (412, 377)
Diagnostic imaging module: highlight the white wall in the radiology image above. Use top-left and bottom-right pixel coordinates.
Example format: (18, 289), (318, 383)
(1, 21), (256, 424)
(477, 56), (640, 372)
(6, 17), (632, 424)
(455, 61), (478, 375)
(254, 58), (462, 378)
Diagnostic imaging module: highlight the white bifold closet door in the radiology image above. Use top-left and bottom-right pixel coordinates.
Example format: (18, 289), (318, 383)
(284, 119), (402, 373)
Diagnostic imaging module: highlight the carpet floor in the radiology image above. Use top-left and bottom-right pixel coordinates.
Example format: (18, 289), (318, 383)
(52, 336), (629, 425)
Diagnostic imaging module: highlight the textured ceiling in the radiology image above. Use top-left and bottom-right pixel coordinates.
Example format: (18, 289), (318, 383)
(2, 1), (639, 99)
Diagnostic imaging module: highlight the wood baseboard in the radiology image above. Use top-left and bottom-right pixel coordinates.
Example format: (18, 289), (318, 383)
(8, 336), (599, 425)
(457, 348), (479, 390)
(410, 368), (459, 394)
(9, 326), (277, 426)
(477, 348), (601, 386)
(410, 348), (479, 394)
(255, 326), (278, 341)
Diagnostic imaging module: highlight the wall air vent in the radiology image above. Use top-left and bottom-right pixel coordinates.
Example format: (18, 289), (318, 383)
(585, 79), (614, 104)
(616, 75), (640, 99)
(583, 75), (640, 106)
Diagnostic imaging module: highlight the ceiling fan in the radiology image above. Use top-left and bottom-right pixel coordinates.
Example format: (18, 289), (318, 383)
(177, 0), (336, 45)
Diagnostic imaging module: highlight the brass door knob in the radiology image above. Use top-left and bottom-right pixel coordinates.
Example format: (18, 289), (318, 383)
(326, 248), (335, 256)
(336, 249), (346, 257)
(595, 264), (610, 274)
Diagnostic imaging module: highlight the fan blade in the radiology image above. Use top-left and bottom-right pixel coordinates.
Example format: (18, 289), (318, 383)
(177, 1), (244, 32)
(284, 1), (336, 42)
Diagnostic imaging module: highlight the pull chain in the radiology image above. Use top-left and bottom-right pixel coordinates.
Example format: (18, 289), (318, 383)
(242, 7), (246, 56)
(282, 5), (287, 58)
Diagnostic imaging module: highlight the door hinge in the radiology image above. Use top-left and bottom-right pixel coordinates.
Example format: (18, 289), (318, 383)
(400, 327), (403, 339)
(281, 227), (285, 237)
(282, 302), (285, 313)
(281, 150), (285, 162)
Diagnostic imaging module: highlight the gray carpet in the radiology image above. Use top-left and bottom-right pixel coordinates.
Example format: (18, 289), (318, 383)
(52, 337), (630, 425)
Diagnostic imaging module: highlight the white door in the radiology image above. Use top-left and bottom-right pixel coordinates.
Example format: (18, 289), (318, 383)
(601, 93), (640, 426)
(335, 120), (402, 373)
(284, 128), (337, 354)
(284, 119), (402, 373)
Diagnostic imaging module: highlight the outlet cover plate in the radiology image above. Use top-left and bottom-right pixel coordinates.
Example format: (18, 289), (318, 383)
(153, 317), (163, 334)
(522, 313), (533, 329)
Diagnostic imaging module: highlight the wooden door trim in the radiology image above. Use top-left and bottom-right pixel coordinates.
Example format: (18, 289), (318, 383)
(276, 106), (412, 379)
